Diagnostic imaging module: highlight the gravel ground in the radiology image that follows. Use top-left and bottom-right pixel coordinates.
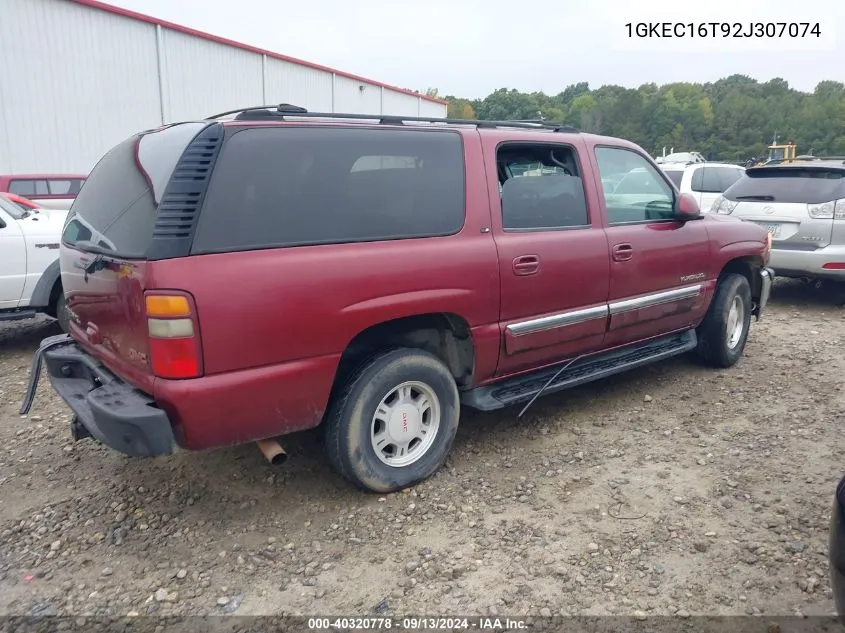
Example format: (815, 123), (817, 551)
(0, 280), (842, 619)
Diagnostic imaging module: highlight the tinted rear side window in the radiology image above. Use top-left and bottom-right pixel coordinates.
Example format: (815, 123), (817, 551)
(62, 122), (208, 258)
(9, 179), (48, 196)
(691, 166), (743, 193)
(663, 170), (683, 187)
(724, 168), (845, 204)
(192, 127), (465, 254)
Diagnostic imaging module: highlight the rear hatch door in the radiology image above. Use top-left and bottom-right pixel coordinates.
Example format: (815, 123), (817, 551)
(60, 121), (214, 390)
(724, 165), (845, 249)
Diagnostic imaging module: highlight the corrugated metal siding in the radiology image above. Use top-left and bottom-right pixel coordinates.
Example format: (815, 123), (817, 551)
(419, 99), (447, 119)
(159, 29), (263, 122)
(1, 0), (447, 173)
(333, 77), (382, 115)
(382, 90), (421, 116)
(264, 58), (332, 112)
(0, 0), (161, 173)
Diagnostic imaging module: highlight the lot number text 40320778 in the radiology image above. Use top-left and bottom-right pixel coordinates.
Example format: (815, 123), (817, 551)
(625, 22), (822, 39)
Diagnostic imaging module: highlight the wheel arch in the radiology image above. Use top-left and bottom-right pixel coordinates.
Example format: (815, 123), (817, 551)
(28, 259), (62, 311)
(718, 255), (764, 305)
(333, 312), (475, 396)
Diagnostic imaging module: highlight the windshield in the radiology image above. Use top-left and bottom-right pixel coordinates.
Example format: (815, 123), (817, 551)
(724, 167), (845, 204)
(62, 122), (208, 258)
(0, 194), (27, 220)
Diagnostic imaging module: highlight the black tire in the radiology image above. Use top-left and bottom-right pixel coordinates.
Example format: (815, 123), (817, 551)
(696, 273), (752, 368)
(55, 293), (71, 333)
(324, 348), (460, 493)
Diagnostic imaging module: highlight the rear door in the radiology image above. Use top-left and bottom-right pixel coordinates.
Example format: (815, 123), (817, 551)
(591, 145), (711, 348)
(723, 166), (843, 252)
(487, 135), (611, 376)
(59, 121), (213, 388)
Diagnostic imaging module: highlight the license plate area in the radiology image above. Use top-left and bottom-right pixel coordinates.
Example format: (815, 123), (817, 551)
(756, 222), (782, 238)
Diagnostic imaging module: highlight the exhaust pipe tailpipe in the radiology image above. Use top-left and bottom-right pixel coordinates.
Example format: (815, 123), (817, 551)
(257, 439), (287, 466)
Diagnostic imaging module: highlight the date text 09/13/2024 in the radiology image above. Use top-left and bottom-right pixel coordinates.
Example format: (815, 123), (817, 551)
(625, 22), (822, 38)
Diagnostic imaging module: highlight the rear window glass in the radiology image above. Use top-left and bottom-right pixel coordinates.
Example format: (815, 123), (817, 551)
(62, 122), (208, 258)
(192, 127), (465, 253)
(724, 167), (845, 204)
(663, 170), (683, 187)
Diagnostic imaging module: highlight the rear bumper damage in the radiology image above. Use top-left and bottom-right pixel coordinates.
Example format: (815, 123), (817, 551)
(20, 334), (176, 457)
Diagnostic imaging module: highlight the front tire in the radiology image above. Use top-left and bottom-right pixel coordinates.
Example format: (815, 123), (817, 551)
(696, 273), (752, 368)
(324, 348), (460, 493)
(55, 293), (71, 333)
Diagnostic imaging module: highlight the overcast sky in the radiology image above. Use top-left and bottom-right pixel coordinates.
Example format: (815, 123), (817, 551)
(107, 0), (842, 98)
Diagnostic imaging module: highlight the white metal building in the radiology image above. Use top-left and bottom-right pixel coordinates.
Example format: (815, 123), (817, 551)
(0, 0), (447, 174)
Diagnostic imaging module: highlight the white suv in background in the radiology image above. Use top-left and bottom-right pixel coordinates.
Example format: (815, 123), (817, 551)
(660, 162), (745, 213)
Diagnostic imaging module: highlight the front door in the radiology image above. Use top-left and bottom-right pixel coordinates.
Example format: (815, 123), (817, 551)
(592, 146), (712, 348)
(0, 205), (27, 309)
(488, 137), (610, 376)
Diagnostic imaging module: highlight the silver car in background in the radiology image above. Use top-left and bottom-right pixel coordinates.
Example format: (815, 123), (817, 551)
(711, 161), (845, 281)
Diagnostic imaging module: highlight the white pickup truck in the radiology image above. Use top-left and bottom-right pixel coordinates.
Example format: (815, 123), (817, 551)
(0, 195), (70, 331)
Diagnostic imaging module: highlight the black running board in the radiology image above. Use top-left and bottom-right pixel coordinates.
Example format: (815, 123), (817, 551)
(0, 309), (38, 322)
(461, 330), (698, 412)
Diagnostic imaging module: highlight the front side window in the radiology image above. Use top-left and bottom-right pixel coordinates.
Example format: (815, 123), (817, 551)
(193, 127), (466, 253)
(596, 147), (674, 224)
(9, 179), (48, 196)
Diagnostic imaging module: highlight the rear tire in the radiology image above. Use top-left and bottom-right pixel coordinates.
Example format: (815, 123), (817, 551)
(696, 273), (752, 368)
(324, 348), (460, 493)
(55, 293), (71, 333)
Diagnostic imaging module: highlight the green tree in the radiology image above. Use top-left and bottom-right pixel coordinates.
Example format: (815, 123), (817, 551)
(454, 75), (845, 160)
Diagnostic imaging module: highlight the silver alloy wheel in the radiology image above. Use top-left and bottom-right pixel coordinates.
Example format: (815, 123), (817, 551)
(726, 295), (745, 350)
(370, 380), (441, 468)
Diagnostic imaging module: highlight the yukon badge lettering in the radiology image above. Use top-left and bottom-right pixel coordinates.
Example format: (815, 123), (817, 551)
(680, 272), (705, 283)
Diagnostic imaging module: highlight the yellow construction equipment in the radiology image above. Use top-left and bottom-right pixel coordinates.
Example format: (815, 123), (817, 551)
(756, 139), (798, 166)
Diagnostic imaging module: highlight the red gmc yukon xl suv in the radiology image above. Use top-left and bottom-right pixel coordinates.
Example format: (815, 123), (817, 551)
(21, 106), (773, 493)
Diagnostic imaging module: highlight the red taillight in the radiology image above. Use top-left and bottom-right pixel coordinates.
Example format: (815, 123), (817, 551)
(822, 263), (845, 270)
(145, 292), (202, 379)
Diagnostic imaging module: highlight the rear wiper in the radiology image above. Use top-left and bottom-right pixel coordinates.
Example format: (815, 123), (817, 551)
(735, 195), (775, 201)
(73, 240), (114, 257)
(73, 241), (114, 278)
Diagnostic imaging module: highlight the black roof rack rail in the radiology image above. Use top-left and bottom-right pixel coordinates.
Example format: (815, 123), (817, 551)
(204, 104), (579, 132)
(206, 104), (308, 120)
